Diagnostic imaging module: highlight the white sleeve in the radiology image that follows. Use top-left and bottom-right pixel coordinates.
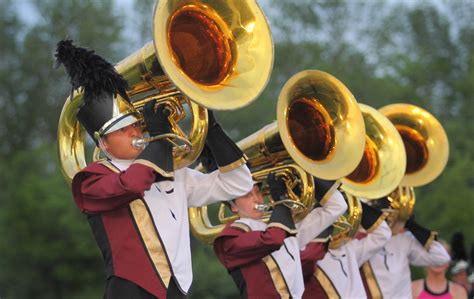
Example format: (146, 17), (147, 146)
(184, 164), (253, 207)
(295, 190), (347, 248)
(407, 235), (451, 266)
(349, 221), (392, 267)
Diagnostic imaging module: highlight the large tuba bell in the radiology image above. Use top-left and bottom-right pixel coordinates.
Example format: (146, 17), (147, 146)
(379, 103), (449, 187)
(58, 0), (273, 183)
(368, 104), (448, 230)
(276, 70), (366, 180)
(189, 70), (366, 243)
(340, 104), (406, 199)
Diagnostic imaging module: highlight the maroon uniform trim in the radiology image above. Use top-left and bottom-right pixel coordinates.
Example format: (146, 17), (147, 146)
(214, 222), (290, 297)
(71, 161), (172, 298)
(129, 199), (172, 288)
(301, 242), (329, 299)
(72, 162), (156, 213)
(261, 255), (291, 297)
(300, 242), (328, 279)
(314, 266), (340, 299)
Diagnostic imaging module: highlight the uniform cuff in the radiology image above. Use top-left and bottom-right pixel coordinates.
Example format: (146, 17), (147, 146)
(314, 178), (340, 205)
(424, 231), (438, 250)
(268, 205), (297, 235)
(406, 220), (438, 249)
(134, 140), (174, 180)
(313, 226), (333, 243)
(218, 156), (247, 173)
(206, 124), (246, 169)
(361, 202), (387, 232)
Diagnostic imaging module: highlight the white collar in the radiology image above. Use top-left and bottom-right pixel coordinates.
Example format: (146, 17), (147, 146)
(109, 159), (133, 171)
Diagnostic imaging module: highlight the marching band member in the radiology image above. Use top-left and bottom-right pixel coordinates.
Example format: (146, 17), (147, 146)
(304, 200), (392, 299)
(360, 198), (451, 299)
(213, 175), (347, 298)
(55, 40), (253, 298)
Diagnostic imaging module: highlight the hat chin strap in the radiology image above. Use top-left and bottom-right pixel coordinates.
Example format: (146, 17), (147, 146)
(98, 137), (116, 160)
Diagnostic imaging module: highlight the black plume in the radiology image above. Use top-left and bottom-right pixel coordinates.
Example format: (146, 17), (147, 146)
(55, 39), (130, 103)
(451, 232), (468, 261)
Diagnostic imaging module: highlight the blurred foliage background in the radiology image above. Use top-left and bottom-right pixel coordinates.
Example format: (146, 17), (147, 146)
(0, 0), (473, 298)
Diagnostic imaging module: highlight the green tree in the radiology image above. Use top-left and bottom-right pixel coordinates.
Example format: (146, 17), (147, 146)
(0, 0), (23, 156)
(0, 0), (127, 297)
(0, 146), (103, 298)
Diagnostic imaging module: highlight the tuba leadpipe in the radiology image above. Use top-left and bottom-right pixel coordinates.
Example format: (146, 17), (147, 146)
(190, 163), (315, 244)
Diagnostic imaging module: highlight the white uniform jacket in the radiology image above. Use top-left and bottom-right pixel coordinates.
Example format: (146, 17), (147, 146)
(110, 159), (253, 294)
(315, 221), (392, 299)
(362, 231), (451, 299)
(234, 189), (347, 298)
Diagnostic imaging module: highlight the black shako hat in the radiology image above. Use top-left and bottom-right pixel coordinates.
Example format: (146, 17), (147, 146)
(55, 39), (139, 143)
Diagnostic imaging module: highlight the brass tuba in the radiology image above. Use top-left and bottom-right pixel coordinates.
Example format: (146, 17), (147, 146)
(58, 0), (273, 183)
(385, 186), (416, 228)
(340, 104), (406, 199)
(189, 70), (366, 243)
(190, 163), (315, 244)
(379, 103), (449, 187)
(373, 104), (448, 230)
(329, 192), (362, 249)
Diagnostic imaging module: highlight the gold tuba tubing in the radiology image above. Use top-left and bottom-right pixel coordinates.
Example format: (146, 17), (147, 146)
(189, 164), (315, 244)
(385, 185), (416, 229)
(329, 192), (362, 249)
(379, 103), (449, 187)
(340, 104), (406, 199)
(58, 0), (274, 183)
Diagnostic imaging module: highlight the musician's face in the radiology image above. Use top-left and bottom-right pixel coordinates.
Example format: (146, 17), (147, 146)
(102, 123), (144, 160)
(233, 185), (264, 220)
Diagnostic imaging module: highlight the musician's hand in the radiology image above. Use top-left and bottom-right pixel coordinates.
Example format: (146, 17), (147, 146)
(143, 100), (172, 137)
(267, 172), (296, 233)
(267, 173), (288, 202)
(291, 182), (302, 198)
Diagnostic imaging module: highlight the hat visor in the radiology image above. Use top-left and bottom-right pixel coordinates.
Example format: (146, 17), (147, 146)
(103, 114), (140, 135)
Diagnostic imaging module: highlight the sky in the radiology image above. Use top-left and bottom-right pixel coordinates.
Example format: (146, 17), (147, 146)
(13, 0), (455, 64)
(14, 0), (437, 27)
